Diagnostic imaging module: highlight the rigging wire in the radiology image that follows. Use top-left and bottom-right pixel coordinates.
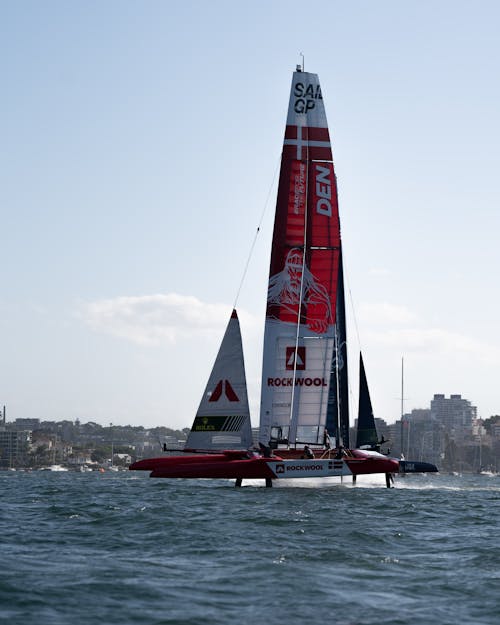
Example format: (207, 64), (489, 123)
(232, 156), (281, 310)
(343, 249), (362, 352)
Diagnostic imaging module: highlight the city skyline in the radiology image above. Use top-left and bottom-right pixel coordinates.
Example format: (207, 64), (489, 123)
(4, 390), (499, 433)
(3, 393), (499, 475)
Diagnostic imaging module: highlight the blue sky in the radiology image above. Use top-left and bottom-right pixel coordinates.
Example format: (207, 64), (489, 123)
(1, 1), (499, 429)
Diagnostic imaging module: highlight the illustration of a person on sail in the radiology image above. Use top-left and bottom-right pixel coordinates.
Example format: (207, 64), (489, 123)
(267, 247), (332, 333)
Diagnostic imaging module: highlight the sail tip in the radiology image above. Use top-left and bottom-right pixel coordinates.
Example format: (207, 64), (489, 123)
(231, 309), (238, 319)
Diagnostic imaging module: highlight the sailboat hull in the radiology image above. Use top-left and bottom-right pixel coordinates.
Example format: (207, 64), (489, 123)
(129, 449), (406, 480)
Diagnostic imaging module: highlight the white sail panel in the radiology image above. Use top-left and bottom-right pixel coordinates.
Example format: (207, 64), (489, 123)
(185, 310), (253, 450)
(260, 322), (335, 444)
(286, 72), (329, 129)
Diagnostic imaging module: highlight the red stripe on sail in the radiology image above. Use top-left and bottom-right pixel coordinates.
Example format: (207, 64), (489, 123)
(307, 161), (340, 328)
(224, 381), (239, 402)
(284, 125), (331, 142)
(308, 126), (331, 142)
(266, 158), (339, 333)
(209, 380), (223, 402)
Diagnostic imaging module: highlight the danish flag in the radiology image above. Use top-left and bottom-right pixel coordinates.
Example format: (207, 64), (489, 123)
(209, 379), (239, 402)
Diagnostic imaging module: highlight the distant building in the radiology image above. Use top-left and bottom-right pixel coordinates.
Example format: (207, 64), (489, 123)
(0, 430), (32, 468)
(31, 432), (55, 450)
(13, 418), (41, 430)
(67, 453), (94, 468)
(431, 394), (476, 442)
(114, 453), (132, 465)
(472, 418), (486, 441)
(396, 408), (443, 466)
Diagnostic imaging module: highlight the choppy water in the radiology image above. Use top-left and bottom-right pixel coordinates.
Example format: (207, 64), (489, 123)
(1, 470), (499, 625)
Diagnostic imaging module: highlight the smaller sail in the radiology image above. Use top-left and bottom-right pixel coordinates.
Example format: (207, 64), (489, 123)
(185, 310), (253, 451)
(355, 352), (379, 449)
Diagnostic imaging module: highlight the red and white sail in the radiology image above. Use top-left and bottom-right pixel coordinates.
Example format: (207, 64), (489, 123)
(185, 310), (253, 450)
(259, 68), (341, 447)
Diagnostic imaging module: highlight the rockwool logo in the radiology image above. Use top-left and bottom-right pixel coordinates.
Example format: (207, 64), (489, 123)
(208, 380), (239, 402)
(286, 464), (323, 472)
(286, 346), (306, 370)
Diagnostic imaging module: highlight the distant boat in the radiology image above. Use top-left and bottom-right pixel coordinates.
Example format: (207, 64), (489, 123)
(47, 464), (68, 472)
(479, 469), (498, 477)
(130, 65), (438, 486)
(477, 431), (497, 476)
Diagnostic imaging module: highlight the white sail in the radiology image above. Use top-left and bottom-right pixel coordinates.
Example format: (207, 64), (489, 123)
(185, 310), (253, 450)
(259, 68), (340, 448)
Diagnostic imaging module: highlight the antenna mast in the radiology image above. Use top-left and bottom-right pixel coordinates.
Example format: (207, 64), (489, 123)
(399, 357), (408, 457)
(401, 357), (404, 421)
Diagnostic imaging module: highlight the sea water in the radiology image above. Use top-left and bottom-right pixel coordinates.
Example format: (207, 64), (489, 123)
(1, 471), (499, 625)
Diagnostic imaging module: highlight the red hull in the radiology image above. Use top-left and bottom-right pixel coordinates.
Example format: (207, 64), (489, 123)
(129, 449), (400, 480)
(130, 452), (277, 479)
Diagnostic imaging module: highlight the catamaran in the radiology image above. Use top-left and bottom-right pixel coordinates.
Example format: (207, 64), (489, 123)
(130, 66), (437, 486)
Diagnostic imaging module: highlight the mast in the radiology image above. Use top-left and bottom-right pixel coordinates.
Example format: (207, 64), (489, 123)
(110, 423), (114, 468)
(401, 357), (404, 421)
(399, 356), (412, 458)
(336, 246), (350, 447)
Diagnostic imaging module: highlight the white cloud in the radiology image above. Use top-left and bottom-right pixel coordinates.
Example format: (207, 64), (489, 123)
(77, 293), (233, 346)
(367, 327), (500, 364)
(357, 301), (419, 326)
(355, 302), (500, 365)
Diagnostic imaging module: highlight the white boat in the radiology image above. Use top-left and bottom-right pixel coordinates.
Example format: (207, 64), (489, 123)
(47, 464), (68, 472)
